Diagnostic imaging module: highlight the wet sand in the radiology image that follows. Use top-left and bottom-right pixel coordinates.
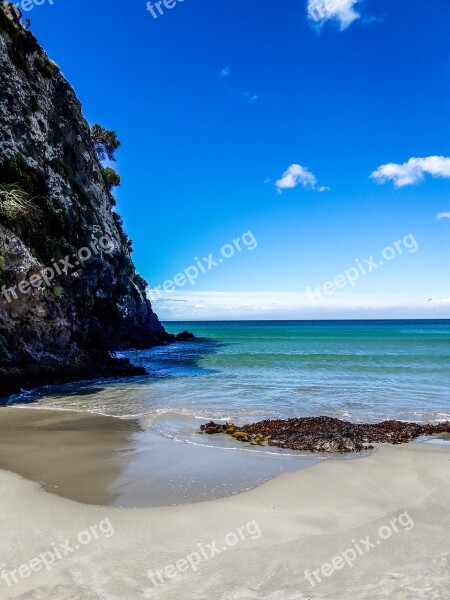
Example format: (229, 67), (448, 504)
(0, 407), (325, 507)
(0, 408), (140, 505)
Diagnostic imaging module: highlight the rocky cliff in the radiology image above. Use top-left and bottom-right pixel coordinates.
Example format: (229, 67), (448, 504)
(0, 5), (177, 398)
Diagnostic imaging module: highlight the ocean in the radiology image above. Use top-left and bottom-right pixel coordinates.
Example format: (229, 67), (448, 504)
(11, 318), (450, 429)
(8, 319), (450, 505)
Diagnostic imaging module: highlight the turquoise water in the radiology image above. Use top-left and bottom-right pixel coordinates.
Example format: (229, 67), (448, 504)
(14, 320), (450, 425)
(140, 319), (450, 424)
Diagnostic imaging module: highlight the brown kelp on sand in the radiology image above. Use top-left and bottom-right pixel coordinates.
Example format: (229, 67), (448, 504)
(200, 417), (450, 453)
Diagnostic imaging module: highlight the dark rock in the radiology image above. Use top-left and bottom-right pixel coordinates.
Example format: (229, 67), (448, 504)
(175, 330), (196, 341)
(200, 421), (225, 434)
(165, 330), (196, 343)
(0, 351), (149, 402)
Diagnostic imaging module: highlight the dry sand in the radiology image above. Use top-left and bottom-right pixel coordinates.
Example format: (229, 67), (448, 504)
(0, 408), (448, 599)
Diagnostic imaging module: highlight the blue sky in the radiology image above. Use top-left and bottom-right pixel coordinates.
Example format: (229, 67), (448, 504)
(27, 0), (450, 319)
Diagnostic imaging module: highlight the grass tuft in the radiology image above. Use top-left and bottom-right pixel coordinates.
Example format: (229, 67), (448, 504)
(0, 183), (36, 222)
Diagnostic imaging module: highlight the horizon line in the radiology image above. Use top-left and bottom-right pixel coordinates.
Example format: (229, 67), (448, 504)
(162, 317), (450, 323)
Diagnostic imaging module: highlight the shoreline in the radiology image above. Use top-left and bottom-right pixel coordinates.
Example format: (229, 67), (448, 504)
(0, 407), (329, 507)
(1, 406), (449, 510)
(0, 431), (448, 598)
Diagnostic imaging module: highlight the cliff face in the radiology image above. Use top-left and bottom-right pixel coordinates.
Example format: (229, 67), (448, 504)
(0, 6), (168, 396)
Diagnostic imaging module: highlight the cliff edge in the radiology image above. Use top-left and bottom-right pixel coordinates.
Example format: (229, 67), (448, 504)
(0, 5), (179, 398)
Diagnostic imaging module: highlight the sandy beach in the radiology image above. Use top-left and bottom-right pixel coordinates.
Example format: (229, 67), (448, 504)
(0, 408), (448, 600)
(1, 2), (449, 598)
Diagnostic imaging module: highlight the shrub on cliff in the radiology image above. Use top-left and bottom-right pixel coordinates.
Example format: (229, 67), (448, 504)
(91, 125), (121, 161)
(102, 167), (121, 192)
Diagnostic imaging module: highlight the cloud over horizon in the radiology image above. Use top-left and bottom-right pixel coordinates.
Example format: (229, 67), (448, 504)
(371, 156), (450, 188)
(149, 290), (450, 321)
(275, 164), (329, 193)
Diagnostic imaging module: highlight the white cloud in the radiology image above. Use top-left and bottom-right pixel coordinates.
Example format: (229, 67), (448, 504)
(218, 67), (230, 78)
(371, 156), (450, 188)
(437, 212), (450, 220)
(275, 164), (328, 194)
(307, 0), (363, 30)
(149, 290), (450, 321)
